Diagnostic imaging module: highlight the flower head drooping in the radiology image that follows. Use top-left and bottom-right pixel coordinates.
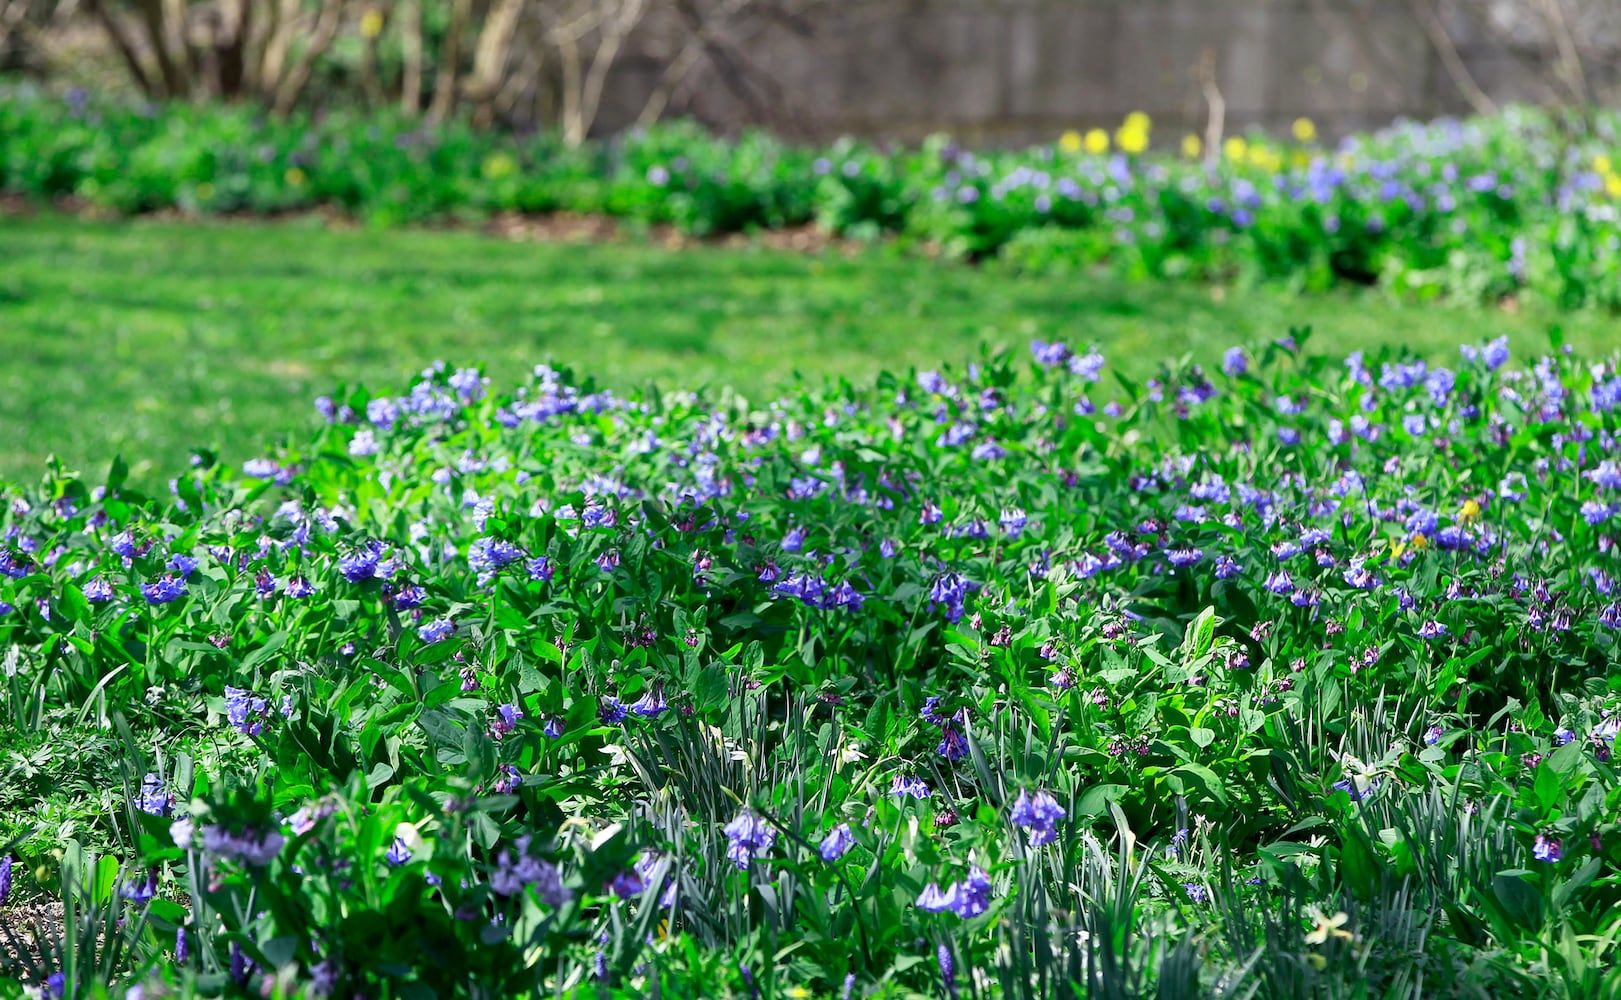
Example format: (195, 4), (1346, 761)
(137, 773), (171, 816)
(629, 685), (668, 718)
(1009, 789), (1066, 848)
(419, 618), (454, 643)
(819, 823), (856, 861)
(723, 810), (777, 871)
(223, 686), (270, 736)
(889, 774), (932, 800)
(1533, 833), (1563, 863)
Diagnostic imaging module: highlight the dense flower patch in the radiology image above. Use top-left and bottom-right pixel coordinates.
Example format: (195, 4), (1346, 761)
(3, 82), (1621, 307)
(3, 331), (1621, 998)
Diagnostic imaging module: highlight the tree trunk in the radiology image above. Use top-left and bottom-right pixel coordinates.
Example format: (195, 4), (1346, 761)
(427, 0), (471, 124)
(398, 0), (422, 115)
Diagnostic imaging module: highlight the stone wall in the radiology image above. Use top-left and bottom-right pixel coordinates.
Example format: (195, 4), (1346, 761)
(599, 0), (1615, 145)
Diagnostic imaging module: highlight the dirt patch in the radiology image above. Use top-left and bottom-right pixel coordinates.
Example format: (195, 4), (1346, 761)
(0, 897), (66, 971)
(3, 196), (876, 258)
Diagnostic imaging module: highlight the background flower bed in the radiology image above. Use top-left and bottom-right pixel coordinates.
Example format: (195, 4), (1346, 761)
(4, 83), (1621, 309)
(2, 331), (1621, 997)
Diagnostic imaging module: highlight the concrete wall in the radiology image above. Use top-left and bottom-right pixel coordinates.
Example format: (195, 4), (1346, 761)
(600, 0), (1615, 145)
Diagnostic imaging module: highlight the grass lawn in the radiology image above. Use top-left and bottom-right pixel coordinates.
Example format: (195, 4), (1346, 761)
(0, 213), (1611, 486)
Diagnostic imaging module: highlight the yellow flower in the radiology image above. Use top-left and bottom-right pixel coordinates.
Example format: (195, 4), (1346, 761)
(1181, 134), (1203, 159)
(1084, 129), (1110, 155)
(1595, 154), (1613, 175)
(1389, 538), (1407, 560)
(1292, 117), (1318, 144)
(1223, 136), (1248, 163)
(284, 167), (306, 187)
(1458, 499), (1481, 522)
(1123, 111), (1152, 134)
(360, 8), (385, 39)
(1304, 906), (1353, 945)
(1410, 533), (1430, 552)
(1607, 172), (1621, 199)
(482, 153), (516, 180)
(1116, 125), (1149, 155)
(785, 989), (812, 1000)
(1059, 130), (1083, 155)
(196, 182), (215, 201)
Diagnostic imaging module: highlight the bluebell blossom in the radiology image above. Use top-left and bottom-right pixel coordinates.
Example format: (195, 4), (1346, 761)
(201, 824), (286, 866)
(137, 773), (170, 816)
(722, 810), (777, 870)
(385, 837), (413, 865)
(1030, 340), (1071, 366)
(819, 823), (856, 861)
(141, 575), (187, 605)
(1418, 620), (1449, 640)
(224, 686), (269, 736)
(419, 618), (454, 643)
(490, 703), (523, 738)
(630, 686), (668, 718)
(1009, 789), (1066, 847)
(0, 856), (11, 904)
(1533, 834), (1562, 863)
(890, 775), (932, 799)
(84, 576), (114, 602)
(599, 696), (628, 725)
(1222, 347), (1249, 377)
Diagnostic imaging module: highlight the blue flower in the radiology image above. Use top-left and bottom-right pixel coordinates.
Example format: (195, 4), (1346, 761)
(224, 686), (269, 736)
(1222, 347), (1249, 377)
(599, 696), (628, 725)
(951, 865), (993, 918)
(140, 575), (187, 605)
(889, 775), (932, 799)
(723, 810), (777, 870)
(385, 836), (413, 866)
(137, 773), (170, 816)
(1533, 833), (1562, 863)
(819, 823), (856, 861)
(84, 577), (114, 602)
(630, 686), (668, 718)
(0, 856), (12, 904)
(419, 618), (454, 643)
(1009, 789), (1066, 847)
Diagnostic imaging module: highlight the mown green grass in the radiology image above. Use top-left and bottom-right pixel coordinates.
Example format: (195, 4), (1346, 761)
(0, 213), (1610, 486)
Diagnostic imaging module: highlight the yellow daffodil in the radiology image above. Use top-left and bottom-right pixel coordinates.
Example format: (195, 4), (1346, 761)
(1084, 129), (1110, 155)
(1223, 136), (1248, 163)
(1124, 111), (1152, 134)
(1304, 906), (1353, 945)
(1059, 130), (1083, 155)
(1181, 134), (1203, 159)
(785, 988), (812, 1000)
(1292, 117), (1318, 144)
(196, 182), (215, 201)
(1410, 533), (1430, 552)
(1607, 173), (1621, 199)
(1116, 125), (1149, 155)
(360, 8), (385, 39)
(1458, 498), (1481, 522)
(482, 153), (516, 180)
(1595, 154), (1612, 175)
